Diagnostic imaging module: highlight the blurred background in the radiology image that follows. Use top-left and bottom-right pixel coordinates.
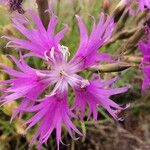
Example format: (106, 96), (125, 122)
(0, 0), (150, 150)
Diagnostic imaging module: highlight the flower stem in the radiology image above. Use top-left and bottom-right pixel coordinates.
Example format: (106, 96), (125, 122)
(89, 62), (132, 73)
(36, 0), (50, 29)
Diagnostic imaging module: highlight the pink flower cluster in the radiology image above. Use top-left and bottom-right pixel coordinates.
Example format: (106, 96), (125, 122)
(139, 20), (150, 91)
(0, 10), (129, 149)
(0, 0), (149, 150)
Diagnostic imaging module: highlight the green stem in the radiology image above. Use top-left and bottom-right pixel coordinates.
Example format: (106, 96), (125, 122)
(57, 0), (61, 17)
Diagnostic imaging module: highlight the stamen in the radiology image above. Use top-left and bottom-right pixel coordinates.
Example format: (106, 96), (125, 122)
(50, 47), (55, 61)
(60, 70), (66, 76)
(49, 79), (63, 96)
(44, 51), (50, 62)
(81, 79), (90, 88)
(44, 47), (55, 62)
(58, 44), (70, 62)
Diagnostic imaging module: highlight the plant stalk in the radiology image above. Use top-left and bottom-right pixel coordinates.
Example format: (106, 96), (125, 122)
(36, 0), (50, 29)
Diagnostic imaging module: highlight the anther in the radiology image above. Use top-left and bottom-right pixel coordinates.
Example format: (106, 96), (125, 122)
(81, 79), (90, 88)
(58, 44), (70, 61)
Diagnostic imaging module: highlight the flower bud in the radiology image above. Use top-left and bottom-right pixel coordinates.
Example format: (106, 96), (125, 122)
(102, 0), (110, 13)
(3, 24), (14, 36)
(113, 0), (131, 22)
(90, 62), (132, 73)
(2, 101), (18, 116)
(15, 119), (26, 135)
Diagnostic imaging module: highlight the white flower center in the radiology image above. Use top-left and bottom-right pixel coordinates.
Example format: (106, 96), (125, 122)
(38, 45), (90, 95)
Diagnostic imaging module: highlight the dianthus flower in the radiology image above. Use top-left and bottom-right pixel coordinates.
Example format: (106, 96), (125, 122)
(1, 11), (128, 150)
(120, 0), (150, 15)
(4, 10), (68, 59)
(139, 20), (150, 91)
(0, 0), (24, 13)
(137, 0), (150, 11)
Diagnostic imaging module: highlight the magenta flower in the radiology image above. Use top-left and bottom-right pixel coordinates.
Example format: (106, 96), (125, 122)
(1, 12), (128, 149)
(0, 0), (24, 14)
(73, 76), (128, 121)
(137, 0), (150, 11)
(0, 0), (7, 3)
(24, 94), (82, 150)
(0, 54), (49, 120)
(139, 24), (150, 91)
(3, 10), (68, 59)
(71, 13), (114, 70)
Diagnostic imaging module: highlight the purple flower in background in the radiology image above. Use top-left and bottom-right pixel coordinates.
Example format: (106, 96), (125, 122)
(0, 0), (24, 14)
(0, 0), (8, 4)
(137, 0), (150, 11)
(1, 11), (128, 150)
(139, 22), (150, 91)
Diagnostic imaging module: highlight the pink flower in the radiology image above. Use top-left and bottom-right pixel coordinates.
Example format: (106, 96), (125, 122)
(137, 0), (150, 11)
(1, 11), (128, 149)
(70, 13), (114, 70)
(3, 10), (68, 59)
(139, 22), (150, 91)
(0, 54), (49, 120)
(24, 94), (82, 150)
(0, 0), (7, 4)
(73, 76), (128, 121)
(0, 0), (24, 14)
